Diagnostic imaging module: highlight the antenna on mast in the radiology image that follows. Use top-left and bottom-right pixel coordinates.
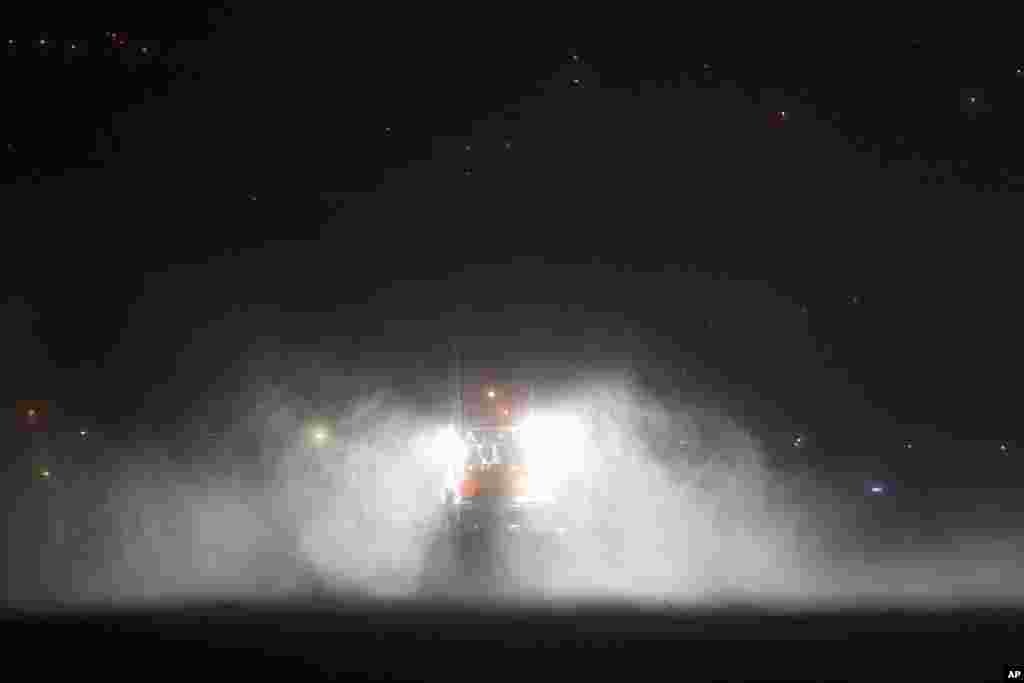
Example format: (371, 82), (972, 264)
(451, 340), (463, 435)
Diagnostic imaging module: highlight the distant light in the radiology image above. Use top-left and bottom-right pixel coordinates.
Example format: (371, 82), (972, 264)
(969, 96), (976, 104)
(870, 485), (883, 494)
(487, 389), (496, 399)
(80, 429), (87, 437)
(905, 442), (913, 449)
(141, 47), (148, 54)
(40, 469), (50, 479)
(313, 427), (328, 444)
(503, 409), (510, 416)
(39, 39), (47, 46)
(1001, 444), (1008, 453)
(27, 409), (36, 418)
(464, 144), (471, 151)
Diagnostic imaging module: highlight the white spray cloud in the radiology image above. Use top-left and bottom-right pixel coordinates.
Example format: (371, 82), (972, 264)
(512, 375), (820, 606)
(5, 364), (1023, 612)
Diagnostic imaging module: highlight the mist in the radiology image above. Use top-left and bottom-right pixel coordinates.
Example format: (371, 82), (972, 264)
(4, 361), (1022, 613)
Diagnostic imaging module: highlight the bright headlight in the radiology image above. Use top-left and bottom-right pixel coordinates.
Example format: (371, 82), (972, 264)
(520, 414), (584, 496)
(520, 414), (584, 460)
(427, 424), (467, 469)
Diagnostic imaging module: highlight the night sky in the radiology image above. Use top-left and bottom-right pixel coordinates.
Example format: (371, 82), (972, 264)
(4, 23), (1019, 464)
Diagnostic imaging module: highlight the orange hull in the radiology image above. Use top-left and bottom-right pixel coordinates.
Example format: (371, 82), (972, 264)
(458, 463), (529, 498)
